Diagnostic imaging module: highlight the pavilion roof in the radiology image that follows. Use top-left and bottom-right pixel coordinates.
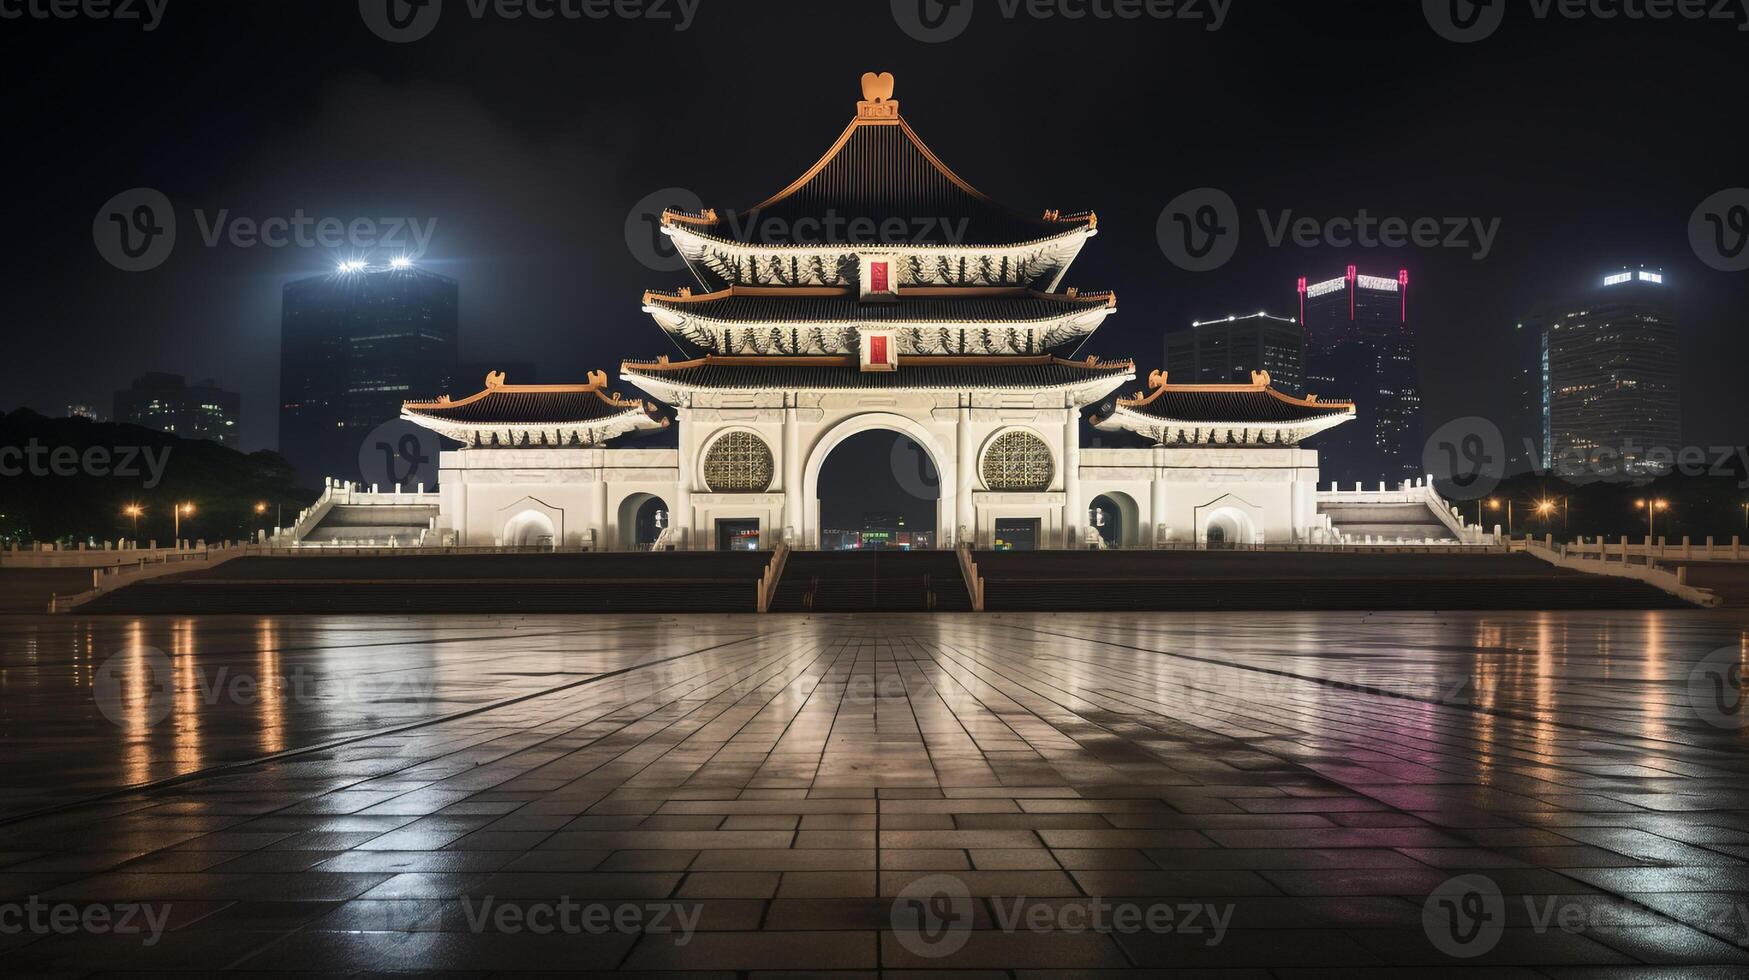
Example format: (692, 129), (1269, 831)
(621, 354), (1133, 392)
(642, 286), (1114, 324)
(661, 72), (1094, 249)
(1084, 369), (1357, 427)
(403, 371), (663, 426)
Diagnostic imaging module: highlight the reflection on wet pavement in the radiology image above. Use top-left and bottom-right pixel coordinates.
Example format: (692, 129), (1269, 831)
(0, 609), (1744, 973)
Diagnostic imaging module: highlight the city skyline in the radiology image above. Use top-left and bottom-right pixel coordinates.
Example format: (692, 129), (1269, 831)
(5, 2), (1747, 462)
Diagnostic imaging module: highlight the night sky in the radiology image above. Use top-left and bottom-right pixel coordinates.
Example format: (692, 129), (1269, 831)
(5, 1), (1746, 517)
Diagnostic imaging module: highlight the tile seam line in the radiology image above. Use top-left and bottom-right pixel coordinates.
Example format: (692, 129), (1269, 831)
(1007, 623), (1726, 753)
(0, 627), (796, 829)
(1008, 622), (1749, 954)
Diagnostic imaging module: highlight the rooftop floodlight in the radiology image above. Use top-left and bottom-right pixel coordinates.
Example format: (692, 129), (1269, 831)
(389, 256), (413, 269)
(338, 260), (365, 274)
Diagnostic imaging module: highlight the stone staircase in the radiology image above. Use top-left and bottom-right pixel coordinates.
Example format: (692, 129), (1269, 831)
(974, 551), (1692, 611)
(768, 551), (973, 612)
(78, 552), (771, 615)
(299, 504), (441, 545)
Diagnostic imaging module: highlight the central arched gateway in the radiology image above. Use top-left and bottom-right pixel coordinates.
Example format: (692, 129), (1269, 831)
(801, 413), (954, 550)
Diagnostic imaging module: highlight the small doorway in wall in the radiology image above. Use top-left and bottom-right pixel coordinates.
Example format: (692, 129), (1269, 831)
(716, 519), (762, 551)
(1088, 493), (1140, 548)
(993, 518), (1042, 551)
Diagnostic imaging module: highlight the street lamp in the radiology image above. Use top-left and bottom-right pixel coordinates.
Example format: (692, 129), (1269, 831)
(1535, 498), (1556, 532)
(123, 503), (143, 543)
(1634, 498), (1669, 541)
(174, 502), (195, 544)
(1489, 497), (1514, 537)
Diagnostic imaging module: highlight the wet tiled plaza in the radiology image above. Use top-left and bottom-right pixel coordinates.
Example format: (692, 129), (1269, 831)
(2, 610), (1748, 975)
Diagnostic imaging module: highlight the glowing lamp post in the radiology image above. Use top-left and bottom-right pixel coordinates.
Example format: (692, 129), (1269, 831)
(174, 502), (195, 544)
(1634, 498), (1668, 541)
(1488, 497), (1514, 537)
(1535, 498), (1556, 532)
(123, 503), (143, 543)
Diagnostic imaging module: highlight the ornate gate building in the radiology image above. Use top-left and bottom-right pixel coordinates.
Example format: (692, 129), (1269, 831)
(387, 74), (1370, 551)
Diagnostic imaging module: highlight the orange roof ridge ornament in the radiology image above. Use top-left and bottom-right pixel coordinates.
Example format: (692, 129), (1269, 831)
(660, 207), (718, 226)
(1118, 367), (1356, 412)
(405, 369), (652, 413)
(857, 71), (899, 120)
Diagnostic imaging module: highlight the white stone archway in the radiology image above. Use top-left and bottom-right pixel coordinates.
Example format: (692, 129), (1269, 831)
(1197, 494), (1261, 549)
(801, 412), (954, 549)
(496, 496), (564, 549)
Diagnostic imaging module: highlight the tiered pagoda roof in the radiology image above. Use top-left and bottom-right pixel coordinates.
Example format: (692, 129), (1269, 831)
(402, 371), (667, 448)
(642, 285), (1116, 356)
(1090, 371), (1355, 446)
(623, 355), (1134, 402)
(626, 71), (1123, 408)
(658, 72), (1099, 293)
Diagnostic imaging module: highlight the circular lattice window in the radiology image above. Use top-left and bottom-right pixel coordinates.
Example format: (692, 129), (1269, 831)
(981, 430), (1054, 491)
(702, 431), (774, 492)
